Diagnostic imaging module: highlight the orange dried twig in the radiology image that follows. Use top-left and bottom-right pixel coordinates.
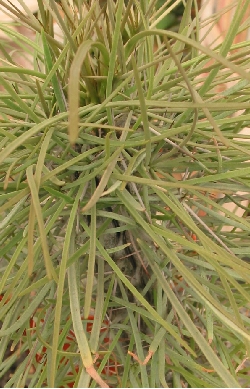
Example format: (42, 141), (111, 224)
(128, 350), (154, 365)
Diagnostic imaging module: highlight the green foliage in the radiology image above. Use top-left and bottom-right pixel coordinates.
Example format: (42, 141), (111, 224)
(0, 0), (250, 387)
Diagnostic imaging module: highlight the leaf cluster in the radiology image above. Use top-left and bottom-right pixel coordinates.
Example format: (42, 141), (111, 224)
(1, 0), (250, 387)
